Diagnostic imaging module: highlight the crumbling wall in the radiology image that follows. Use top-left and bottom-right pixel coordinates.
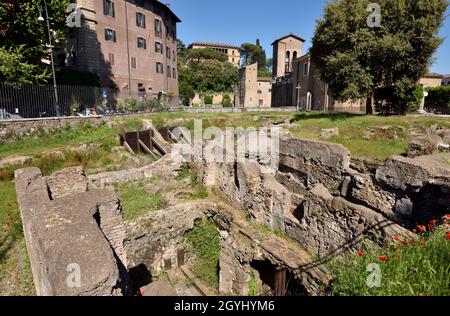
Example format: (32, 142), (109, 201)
(197, 131), (450, 257)
(15, 167), (128, 296)
(125, 202), (213, 274)
(215, 211), (331, 296)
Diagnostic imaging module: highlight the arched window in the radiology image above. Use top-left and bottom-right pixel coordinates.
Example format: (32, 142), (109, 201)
(293, 51), (297, 61)
(285, 51), (291, 73)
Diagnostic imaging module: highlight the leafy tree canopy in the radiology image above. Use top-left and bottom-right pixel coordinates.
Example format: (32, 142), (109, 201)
(187, 48), (228, 63)
(0, 0), (70, 83)
(240, 40), (267, 70)
(310, 0), (448, 114)
(177, 40), (239, 101)
(0, 46), (49, 83)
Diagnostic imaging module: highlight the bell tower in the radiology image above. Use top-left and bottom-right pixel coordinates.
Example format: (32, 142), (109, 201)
(271, 34), (305, 78)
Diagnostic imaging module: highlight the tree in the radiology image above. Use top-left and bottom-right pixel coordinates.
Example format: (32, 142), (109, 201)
(177, 39), (187, 59)
(0, 46), (49, 83)
(0, 0), (70, 70)
(310, 0), (448, 114)
(240, 41), (267, 70)
(179, 81), (195, 106)
(187, 48), (228, 63)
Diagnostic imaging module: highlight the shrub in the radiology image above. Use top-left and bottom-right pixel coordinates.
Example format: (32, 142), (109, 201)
(425, 86), (450, 114)
(117, 97), (161, 113)
(204, 95), (213, 105)
(180, 82), (195, 106)
(222, 94), (232, 107)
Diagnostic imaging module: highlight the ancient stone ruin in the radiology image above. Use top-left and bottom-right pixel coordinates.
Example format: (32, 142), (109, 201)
(14, 126), (450, 296)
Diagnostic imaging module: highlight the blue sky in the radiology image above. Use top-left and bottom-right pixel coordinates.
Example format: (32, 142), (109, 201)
(168, 0), (450, 74)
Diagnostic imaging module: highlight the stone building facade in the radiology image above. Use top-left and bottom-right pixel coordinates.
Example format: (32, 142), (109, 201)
(67, 0), (181, 104)
(236, 63), (272, 108)
(272, 34), (304, 79)
(271, 34), (365, 112)
(418, 73), (444, 88)
(188, 42), (241, 67)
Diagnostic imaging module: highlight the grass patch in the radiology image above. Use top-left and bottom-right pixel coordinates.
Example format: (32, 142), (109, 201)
(177, 166), (209, 201)
(185, 218), (220, 289)
(290, 113), (450, 161)
(0, 181), (35, 295)
(0, 142), (126, 182)
(331, 221), (450, 296)
(248, 269), (257, 296)
(115, 181), (167, 221)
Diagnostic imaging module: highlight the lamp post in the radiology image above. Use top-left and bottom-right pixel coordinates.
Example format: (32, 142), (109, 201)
(38, 0), (61, 117)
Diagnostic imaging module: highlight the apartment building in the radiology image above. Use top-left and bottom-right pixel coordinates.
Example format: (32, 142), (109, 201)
(188, 42), (241, 67)
(66, 0), (181, 103)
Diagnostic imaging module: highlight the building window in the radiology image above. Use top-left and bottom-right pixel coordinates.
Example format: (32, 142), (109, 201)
(173, 50), (176, 61)
(172, 67), (176, 78)
(108, 53), (115, 66)
(285, 51), (291, 73)
(105, 28), (116, 42)
(103, 0), (115, 17)
(303, 62), (308, 76)
(167, 65), (171, 77)
(131, 57), (136, 69)
(166, 47), (171, 59)
(156, 62), (163, 74)
(154, 19), (162, 37)
(136, 13), (146, 28)
(155, 42), (163, 53)
(137, 37), (146, 49)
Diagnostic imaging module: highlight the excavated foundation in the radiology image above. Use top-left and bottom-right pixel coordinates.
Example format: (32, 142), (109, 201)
(14, 127), (450, 296)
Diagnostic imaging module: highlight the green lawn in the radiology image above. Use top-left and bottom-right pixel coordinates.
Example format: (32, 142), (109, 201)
(290, 113), (450, 161)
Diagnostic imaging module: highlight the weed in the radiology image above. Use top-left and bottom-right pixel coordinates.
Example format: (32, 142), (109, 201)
(185, 218), (220, 289)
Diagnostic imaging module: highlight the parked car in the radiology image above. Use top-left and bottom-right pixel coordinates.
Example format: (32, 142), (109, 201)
(0, 108), (22, 120)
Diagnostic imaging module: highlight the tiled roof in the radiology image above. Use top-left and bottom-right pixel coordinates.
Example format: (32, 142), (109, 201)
(190, 42), (240, 49)
(423, 73), (444, 78)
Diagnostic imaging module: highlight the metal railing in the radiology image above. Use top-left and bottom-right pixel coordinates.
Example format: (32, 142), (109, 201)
(0, 83), (113, 119)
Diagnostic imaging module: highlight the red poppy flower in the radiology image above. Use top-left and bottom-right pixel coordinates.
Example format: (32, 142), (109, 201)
(446, 232), (450, 241)
(379, 256), (388, 262)
(402, 241), (408, 246)
(393, 235), (399, 241)
(411, 239), (417, 243)
(357, 251), (364, 257)
(417, 225), (426, 233)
